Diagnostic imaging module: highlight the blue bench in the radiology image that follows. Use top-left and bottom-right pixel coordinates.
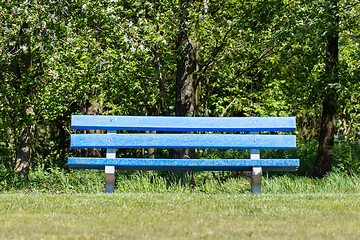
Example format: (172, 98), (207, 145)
(68, 115), (299, 193)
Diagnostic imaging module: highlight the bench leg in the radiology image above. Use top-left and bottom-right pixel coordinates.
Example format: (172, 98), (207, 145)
(250, 145), (261, 194)
(105, 166), (115, 194)
(251, 167), (262, 194)
(105, 130), (117, 194)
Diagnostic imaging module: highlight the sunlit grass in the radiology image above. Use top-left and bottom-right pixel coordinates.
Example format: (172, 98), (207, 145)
(1, 193), (360, 239)
(2, 171), (360, 239)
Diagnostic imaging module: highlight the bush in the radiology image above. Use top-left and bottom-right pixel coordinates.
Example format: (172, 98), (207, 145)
(333, 139), (360, 174)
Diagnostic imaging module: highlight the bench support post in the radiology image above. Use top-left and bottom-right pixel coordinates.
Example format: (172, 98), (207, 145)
(105, 165), (115, 193)
(250, 132), (262, 194)
(251, 166), (262, 194)
(105, 130), (116, 194)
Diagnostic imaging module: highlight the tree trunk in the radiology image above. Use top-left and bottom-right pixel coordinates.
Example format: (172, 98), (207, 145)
(311, 0), (339, 178)
(174, 0), (198, 161)
(84, 99), (103, 157)
(14, 126), (31, 177)
(13, 21), (33, 177)
(175, 4), (197, 117)
(311, 93), (337, 177)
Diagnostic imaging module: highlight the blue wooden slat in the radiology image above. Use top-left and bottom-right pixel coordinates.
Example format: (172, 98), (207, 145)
(71, 134), (296, 149)
(68, 157), (299, 171)
(71, 115), (296, 132)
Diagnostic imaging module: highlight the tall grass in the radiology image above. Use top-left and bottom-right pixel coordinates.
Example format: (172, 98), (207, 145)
(1, 166), (360, 194)
(0, 167), (103, 194)
(262, 172), (360, 194)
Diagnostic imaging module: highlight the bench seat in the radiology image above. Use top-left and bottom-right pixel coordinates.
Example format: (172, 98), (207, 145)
(68, 157), (299, 171)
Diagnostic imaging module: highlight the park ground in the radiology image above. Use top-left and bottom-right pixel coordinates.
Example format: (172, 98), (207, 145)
(1, 172), (360, 239)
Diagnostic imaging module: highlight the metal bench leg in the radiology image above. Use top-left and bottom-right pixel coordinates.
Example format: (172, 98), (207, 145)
(105, 166), (115, 193)
(250, 143), (261, 194)
(105, 129), (116, 194)
(251, 167), (262, 194)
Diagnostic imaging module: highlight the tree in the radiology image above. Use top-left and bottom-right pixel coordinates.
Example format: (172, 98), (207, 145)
(172, 0), (199, 161)
(1, 1), (47, 176)
(2, 0), (359, 178)
(311, 0), (340, 177)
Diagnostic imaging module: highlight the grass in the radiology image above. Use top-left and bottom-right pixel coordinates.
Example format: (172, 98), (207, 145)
(1, 193), (360, 239)
(2, 167), (360, 194)
(1, 171), (360, 239)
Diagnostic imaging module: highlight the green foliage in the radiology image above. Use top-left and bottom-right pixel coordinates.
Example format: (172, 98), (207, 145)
(0, 0), (360, 175)
(197, 138), (360, 177)
(333, 139), (360, 174)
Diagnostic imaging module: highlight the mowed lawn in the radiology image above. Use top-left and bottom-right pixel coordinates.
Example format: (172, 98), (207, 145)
(1, 193), (360, 239)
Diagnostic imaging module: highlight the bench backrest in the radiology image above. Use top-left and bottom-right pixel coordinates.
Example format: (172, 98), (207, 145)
(70, 115), (296, 150)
